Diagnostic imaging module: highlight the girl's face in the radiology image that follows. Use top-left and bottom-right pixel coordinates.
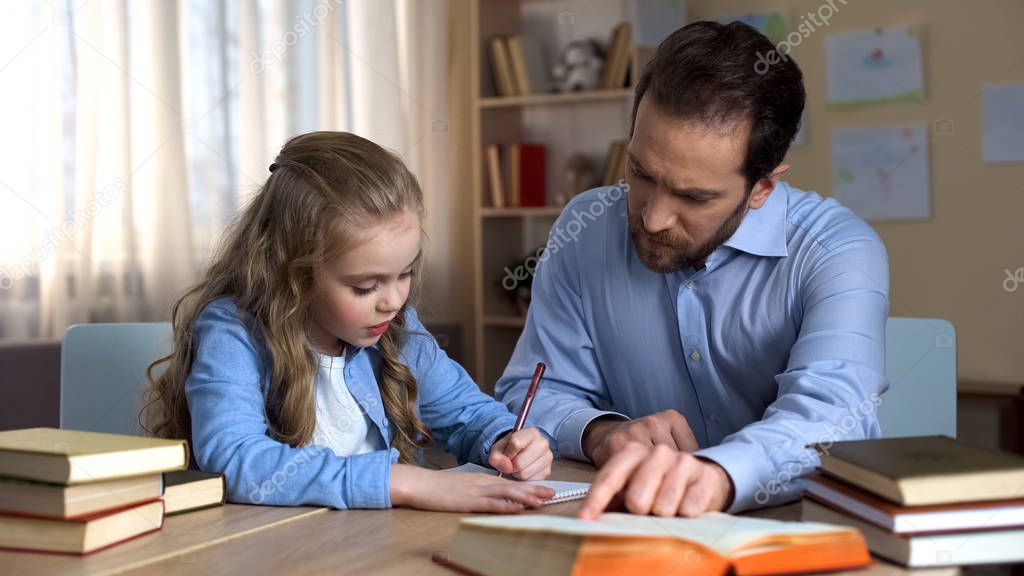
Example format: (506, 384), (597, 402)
(309, 210), (421, 354)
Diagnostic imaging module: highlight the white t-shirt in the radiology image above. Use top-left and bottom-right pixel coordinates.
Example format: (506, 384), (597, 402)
(310, 352), (385, 457)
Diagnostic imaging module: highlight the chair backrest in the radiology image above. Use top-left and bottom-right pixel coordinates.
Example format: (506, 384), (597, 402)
(60, 323), (173, 436)
(878, 317), (957, 438)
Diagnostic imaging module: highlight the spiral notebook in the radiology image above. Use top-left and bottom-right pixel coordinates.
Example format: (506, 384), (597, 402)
(445, 462), (590, 505)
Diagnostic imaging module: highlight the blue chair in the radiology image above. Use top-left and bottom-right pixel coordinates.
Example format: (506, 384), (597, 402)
(60, 323), (173, 436)
(877, 317), (957, 438)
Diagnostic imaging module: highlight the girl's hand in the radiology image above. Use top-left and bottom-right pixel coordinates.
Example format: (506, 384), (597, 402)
(390, 464), (554, 513)
(488, 428), (554, 481)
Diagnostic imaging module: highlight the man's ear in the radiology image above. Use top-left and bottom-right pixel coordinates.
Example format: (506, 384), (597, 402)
(748, 163), (790, 209)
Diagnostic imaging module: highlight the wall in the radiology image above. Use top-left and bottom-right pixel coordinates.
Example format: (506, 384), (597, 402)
(686, 0), (1024, 387)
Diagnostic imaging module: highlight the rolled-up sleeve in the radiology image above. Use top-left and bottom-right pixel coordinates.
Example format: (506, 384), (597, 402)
(186, 301), (399, 509)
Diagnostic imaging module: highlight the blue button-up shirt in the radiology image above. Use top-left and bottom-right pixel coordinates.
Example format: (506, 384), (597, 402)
(186, 298), (517, 509)
(495, 182), (889, 512)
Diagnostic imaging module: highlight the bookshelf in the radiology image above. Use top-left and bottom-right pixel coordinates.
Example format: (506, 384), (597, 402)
(469, 0), (661, 390)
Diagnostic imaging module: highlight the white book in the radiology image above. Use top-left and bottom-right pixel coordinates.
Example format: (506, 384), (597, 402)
(803, 499), (1024, 567)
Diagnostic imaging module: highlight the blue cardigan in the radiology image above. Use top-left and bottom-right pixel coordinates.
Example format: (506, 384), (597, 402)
(185, 298), (518, 508)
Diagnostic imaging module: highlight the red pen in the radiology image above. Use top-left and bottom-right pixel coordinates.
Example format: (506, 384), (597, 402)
(497, 361), (546, 478)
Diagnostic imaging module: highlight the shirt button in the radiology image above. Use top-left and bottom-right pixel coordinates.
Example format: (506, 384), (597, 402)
(708, 413), (719, 424)
(690, 350), (702, 361)
(685, 280), (696, 290)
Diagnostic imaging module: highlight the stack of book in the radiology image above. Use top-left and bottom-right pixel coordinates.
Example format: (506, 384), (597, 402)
(601, 139), (628, 186)
(485, 142), (546, 208)
(0, 427), (224, 555)
(802, 435), (1024, 567)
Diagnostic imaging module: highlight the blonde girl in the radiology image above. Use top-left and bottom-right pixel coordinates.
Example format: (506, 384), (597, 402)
(147, 131), (553, 512)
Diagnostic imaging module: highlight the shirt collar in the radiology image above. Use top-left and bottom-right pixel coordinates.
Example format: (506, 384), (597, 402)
(722, 181), (789, 258)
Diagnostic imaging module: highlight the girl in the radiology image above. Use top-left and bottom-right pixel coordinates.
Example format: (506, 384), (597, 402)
(146, 131), (554, 512)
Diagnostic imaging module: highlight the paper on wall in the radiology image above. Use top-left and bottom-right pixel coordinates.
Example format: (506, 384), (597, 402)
(832, 124), (930, 221)
(827, 27), (924, 106)
(982, 84), (1024, 164)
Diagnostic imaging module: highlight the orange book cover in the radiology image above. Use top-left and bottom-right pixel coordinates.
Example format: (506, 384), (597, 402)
(439, 512), (871, 576)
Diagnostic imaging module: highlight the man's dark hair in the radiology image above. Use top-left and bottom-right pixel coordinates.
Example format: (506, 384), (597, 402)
(630, 21), (805, 191)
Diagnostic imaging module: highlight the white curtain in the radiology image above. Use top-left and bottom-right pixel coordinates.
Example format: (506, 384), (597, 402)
(343, 0), (455, 320)
(0, 0), (455, 339)
(0, 0), (195, 337)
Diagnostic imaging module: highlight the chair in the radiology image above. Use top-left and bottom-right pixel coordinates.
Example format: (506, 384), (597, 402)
(877, 317), (957, 438)
(60, 323), (173, 436)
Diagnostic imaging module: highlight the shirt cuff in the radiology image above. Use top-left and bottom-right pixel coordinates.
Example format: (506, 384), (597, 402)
(475, 412), (520, 465)
(694, 441), (804, 513)
(555, 409), (629, 462)
(344, 448), (400, 509)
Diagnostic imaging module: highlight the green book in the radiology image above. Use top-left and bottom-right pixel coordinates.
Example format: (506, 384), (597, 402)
(163, 469), (225, 515)
(812, 435), (1024, 505)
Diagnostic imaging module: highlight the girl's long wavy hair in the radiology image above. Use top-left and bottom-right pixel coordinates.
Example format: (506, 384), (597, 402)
(144, 131), (432, 463)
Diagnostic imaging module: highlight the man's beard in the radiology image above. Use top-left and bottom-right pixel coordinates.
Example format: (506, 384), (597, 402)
(628, 197), (749, 273)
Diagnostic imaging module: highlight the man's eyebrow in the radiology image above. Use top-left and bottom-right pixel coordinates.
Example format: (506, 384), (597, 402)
(627, 152), (650, 175)
(628, 153), (725, 199)
(341, 252), (421, 283)
(670, 186), (725, 199)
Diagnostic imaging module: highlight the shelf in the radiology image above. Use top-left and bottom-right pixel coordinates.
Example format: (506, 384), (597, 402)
(483, 316), (527, 328)
(478, 88), (632, 109)
(481, 206), (564, 218)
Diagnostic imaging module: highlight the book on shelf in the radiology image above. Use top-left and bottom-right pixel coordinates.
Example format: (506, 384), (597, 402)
(602, 140), (628, 186)
(600, 24), (624, 89)
(811, 435), (1024, 506)
(802, 472), (1024, 534)
(600, 23), (632, 89)
(485, 144), (505, 208)
(518, 143), (546, 207)
(803, 498), (1024, 567)
(488, 36), (518, 97)
(505, 35), (531, 95)
(0, 427), (189, 485)
(440, 511), (871, 576)
(444, 463), (588, 505)
(0, 499), (164, 555)
(610, 23), (633, 89)
(163, 469), (225, 516)
(508, 143), (521, 207)
(486, 142), (547, 209)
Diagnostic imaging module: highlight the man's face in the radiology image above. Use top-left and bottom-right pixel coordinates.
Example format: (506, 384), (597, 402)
(626, 96), (766, 273)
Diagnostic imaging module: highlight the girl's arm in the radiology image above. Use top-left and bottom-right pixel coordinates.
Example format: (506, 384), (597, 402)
(402, 309), (540, 465)
(187, 300), (397, 509)
(187, 300), (552, 511)
(389, 464), (551, 512)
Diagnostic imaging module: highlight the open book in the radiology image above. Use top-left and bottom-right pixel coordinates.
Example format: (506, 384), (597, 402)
(444, 463), (590, 505)
(441, 512), (871, 576)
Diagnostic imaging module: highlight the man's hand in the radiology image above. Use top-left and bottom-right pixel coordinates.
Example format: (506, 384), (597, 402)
(577, 442), (734, 519)
(582, 410), (699, 467)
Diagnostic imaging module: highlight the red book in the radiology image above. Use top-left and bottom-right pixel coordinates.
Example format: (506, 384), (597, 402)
(518, 143), (546, 207)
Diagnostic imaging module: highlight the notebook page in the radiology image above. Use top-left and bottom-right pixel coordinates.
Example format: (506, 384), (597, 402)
(444, 462), (590, 504)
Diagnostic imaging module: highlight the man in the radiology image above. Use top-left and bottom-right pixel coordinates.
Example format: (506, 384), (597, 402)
(495, 21), (889, 518)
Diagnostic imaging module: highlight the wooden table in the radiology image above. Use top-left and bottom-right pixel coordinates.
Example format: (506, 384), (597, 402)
(6, 459), (960, 576)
